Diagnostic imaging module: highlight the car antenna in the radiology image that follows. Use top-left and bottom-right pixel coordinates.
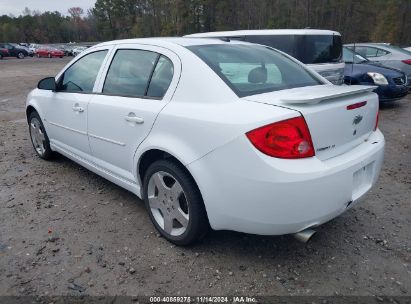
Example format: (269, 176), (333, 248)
(350, 42), (356, 85)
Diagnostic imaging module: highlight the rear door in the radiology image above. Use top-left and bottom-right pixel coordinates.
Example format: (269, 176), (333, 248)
(88, 44), (180, 182)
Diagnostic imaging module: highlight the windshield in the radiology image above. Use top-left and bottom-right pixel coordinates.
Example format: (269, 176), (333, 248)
(343, 47), (368, 63)
(187, 44), (323, 97)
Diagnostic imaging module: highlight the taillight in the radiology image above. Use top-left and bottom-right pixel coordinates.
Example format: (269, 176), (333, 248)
(347, 101), (367, 110)
(375, 110), (379, 131)
(402, 59), (411, 65)
(246, 117), (315, 159)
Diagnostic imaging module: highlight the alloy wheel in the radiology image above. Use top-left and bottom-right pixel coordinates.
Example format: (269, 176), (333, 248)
(147, 171), (190, 236)
(30, 117), (46, 156)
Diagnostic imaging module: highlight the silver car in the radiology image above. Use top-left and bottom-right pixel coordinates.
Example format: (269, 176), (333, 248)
(345, 43), (411, 87)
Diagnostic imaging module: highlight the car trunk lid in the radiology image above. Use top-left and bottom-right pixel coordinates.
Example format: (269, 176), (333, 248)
(243, 85), (379, 160)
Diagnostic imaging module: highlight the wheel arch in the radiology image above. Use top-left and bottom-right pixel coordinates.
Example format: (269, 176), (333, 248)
(136, 148), (205, 204)
(137, 148), (190, 188)
(136, 148), (210, 228)
(26, 105), (38, 123)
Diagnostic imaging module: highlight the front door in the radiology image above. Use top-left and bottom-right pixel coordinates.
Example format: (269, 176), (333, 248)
(44, 49), (109, 156)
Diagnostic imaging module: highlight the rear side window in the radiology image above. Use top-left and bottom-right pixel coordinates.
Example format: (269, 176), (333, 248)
(244, 35), (297, 58)
(103, 50), (173, 98)
(353, 46), (389, 58)
(376, 48), (390, 57)
(147, 55), (174, 98)
(301, 35), (342, 64)
(59, 50), (108, 93)
(103, 50), (157, 97)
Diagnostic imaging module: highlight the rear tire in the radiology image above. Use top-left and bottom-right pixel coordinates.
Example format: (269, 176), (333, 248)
(143, 159), (209, 246)
(28, 111), (53, 160)
(17, 52), (24, 59)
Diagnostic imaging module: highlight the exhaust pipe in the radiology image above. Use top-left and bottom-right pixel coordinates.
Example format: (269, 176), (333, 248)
(293, 228), (316, 243)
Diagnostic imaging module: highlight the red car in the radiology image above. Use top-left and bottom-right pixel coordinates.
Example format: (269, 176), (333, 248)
(35, 47), (64, 58)
(0, 48), (9, 59)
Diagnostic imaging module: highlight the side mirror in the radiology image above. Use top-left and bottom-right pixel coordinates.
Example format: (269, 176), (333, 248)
(37, 77), (56, 91)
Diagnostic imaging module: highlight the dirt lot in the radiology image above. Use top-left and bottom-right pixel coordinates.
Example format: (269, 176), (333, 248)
(0, 57), (410, 298)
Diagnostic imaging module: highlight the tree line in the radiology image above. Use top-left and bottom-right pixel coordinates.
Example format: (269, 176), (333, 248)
(1, 0), (410, 46)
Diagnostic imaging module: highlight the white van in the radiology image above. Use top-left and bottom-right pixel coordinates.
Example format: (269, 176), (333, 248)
(186, 29), (345, 85)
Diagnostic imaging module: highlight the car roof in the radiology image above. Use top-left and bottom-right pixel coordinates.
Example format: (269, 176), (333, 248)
(185, 29), (341, 37)
(345, 43), (383, 46)
(345, 43), (404, 52)
(95, 37), (250, 48)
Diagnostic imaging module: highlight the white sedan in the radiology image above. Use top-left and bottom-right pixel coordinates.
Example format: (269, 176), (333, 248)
(26, 38), (384, 245)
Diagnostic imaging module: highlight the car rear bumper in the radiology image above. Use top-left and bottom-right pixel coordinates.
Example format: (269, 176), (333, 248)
(188, 130), (385, 235)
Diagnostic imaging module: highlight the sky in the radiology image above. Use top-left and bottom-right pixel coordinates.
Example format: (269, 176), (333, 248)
(0, 0), (97, 16)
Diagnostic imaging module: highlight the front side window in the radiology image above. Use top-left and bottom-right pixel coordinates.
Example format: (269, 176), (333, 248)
(103, 49), (158, 97)
(342, 47), (367, 64)
(361, 47), (379, 57)
(59, 50), (108, 93)
(188, 44), (323, 97)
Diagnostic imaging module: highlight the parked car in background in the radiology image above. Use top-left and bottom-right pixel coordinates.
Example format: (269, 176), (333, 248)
(61, 45), (75, 56)
(29, 44), (39, 54)
(343, 47), (408, 102)
(19, 45), (34, 56)
(0, 43), (28, 59)
(72, 46), (88, 56)
(35, 47), (64, 58)
(186, 29), (345, 84)
(345, 43), (411, 88)
(404, 47), (411, 52)
(26, 38), (383, 245)
(0, 47), (9, 59)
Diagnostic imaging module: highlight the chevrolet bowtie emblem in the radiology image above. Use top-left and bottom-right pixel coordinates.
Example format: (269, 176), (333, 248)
(353, 115), (363, 125)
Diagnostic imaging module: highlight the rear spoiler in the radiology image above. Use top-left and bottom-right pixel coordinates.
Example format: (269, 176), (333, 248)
(280, 85), (376, 105)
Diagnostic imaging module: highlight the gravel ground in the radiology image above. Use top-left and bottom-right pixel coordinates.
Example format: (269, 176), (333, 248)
(0, 57), (410, 298)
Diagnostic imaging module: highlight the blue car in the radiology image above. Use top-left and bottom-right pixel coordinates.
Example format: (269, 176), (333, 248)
(343, 47), (408, 102)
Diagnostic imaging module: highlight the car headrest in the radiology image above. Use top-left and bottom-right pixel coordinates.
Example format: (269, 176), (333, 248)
(248, 66), (267, 83)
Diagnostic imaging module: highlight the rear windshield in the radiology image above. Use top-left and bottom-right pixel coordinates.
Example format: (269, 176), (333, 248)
(187, 44), (323, 97)
(231, 34), (342, 64)
(382, 44), (411, 56)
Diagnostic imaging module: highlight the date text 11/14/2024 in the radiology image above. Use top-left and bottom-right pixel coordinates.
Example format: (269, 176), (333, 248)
(149, 296), (257, 303)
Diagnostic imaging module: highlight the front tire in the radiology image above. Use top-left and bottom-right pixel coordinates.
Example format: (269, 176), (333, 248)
(143, 160), (208, 245)
(17, 52), (24, 59)
(28, 111), (53, 160)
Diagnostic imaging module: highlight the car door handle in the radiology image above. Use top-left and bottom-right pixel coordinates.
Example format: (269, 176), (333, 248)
(72, 105), (84, 112)
(125, 113), (144, 124)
